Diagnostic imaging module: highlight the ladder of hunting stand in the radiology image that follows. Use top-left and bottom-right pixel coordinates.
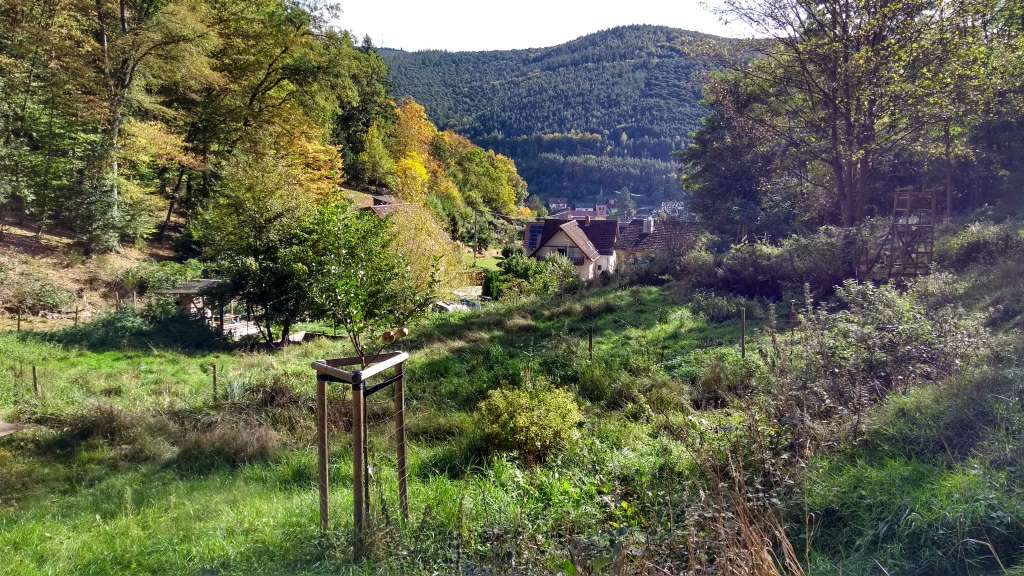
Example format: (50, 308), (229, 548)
(862, 186), (938, 281)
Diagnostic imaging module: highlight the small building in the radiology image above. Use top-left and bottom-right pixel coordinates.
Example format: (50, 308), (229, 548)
(615, 217), (697, 272)
(552, 207), (601, 220)
(154, 279), (224, 316)
(546, 197), (570, 212)
(523, 218), (618, 280)
(363, 194), (405, 218)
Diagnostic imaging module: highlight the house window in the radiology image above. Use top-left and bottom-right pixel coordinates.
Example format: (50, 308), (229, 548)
(598, 265), (602, 271)
(557, 247), (567, 256)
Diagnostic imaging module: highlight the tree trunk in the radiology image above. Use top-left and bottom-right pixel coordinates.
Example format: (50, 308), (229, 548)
(157, 166), (185, 241)
(280, 321), (291, 347)
(944, 122), (953, 222)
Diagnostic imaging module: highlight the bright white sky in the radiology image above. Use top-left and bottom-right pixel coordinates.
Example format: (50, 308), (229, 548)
(333, 0), (752, 52)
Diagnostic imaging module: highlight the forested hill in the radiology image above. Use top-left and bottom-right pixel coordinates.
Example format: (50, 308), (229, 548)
(382, 25), (745, 207)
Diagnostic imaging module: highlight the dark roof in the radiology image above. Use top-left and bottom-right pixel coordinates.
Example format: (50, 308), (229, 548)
(155, 279), (222, 295)
(528, 218), (619, 259)
(362, 204), (402, 218)
(372, 194), (401, 205)
(615, 218), (697, 253)
(552, 208), (599, 219)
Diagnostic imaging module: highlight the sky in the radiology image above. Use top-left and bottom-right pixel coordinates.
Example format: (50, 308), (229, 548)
(333, 0), (753, 52)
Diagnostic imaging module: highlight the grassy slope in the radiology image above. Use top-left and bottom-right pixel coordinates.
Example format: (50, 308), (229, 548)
(0, 284), (750, 575)
(3, 236), (1023, 575)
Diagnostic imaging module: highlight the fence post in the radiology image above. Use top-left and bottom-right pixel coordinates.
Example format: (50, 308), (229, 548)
(74, 307), (80, 326)
(351, 376), (366, 557)
(212, 364), (218, 402)
(740, 307), (747, 359)
(316, 376), (330, 536)
(32, 365), (40, 397)
(394, 363), (409, 523)
(588, 330), (593, 361)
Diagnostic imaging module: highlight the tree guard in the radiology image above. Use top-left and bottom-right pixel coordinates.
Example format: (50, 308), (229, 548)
(311, 351), (409, 558)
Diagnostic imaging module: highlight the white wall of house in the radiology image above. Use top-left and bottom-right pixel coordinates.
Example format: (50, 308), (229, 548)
(595, 252), (616, 276)
(535, 230), (598, 280)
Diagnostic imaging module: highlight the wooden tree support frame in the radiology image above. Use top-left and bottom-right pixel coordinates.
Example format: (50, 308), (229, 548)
(311, 351), (410, 558)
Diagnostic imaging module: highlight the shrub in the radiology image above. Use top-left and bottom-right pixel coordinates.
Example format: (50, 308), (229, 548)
(690, 290), (764, 323)
(1, 272), (73, 315)
(476, 387), (581, 464)
(937, 221), (1024, 270)
(777, 225), (859, 293)
(174, 421), (281, 471)
(774, 280), (990, 446)
(719, 241), (784, 297)
(50, 308), (223, 351)
(120, 260), (204, 295)
(674, 348), (763, 408)
(484, 251), (580, 300)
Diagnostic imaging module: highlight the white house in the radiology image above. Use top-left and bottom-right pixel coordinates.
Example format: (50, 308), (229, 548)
(523, 218), (619, 281)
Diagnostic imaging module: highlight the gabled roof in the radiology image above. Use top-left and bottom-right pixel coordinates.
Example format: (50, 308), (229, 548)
(528, 218), (619, 260)
(372, 194), (401, 205)
(615, 218), (697, 253)
(155, 279), (222, 295)
(363, 204), (400, 218)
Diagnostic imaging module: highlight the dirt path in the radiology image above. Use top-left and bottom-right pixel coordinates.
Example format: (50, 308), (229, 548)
(0, 422), (27, 438)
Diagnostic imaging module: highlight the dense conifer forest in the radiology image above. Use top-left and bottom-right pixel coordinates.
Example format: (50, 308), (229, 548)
(383, 25), (746, 205)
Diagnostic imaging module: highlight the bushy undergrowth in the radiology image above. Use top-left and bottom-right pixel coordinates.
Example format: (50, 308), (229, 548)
(678, 225), (866, 299)
(48, 307), (225, 351)
(806, 367), (1024, 575)
(476, 386), (582, 464)
(937, 220), (1024, 270)
(483, 250), (580, 301)
(768, 281), (989, 449)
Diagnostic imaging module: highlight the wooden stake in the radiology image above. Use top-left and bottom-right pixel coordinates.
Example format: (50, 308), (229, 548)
(316, 377), (330, 536)
(588, 330), (593, 361)
(32, 365), (39, 397)
(394, 364), (409, 523)
(740, 307), (747, 359)
(212, 364), (218, 402)
(351, 378), (366, 557)
(16, 310), (21, 332)
(74, 307), (80, 326)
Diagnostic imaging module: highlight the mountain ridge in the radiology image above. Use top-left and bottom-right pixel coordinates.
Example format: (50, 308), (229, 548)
(381, 25), (747, 207)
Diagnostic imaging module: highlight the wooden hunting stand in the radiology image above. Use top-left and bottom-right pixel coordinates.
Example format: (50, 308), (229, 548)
(310, 351), (409, 558)
(861, 186), (938, 281)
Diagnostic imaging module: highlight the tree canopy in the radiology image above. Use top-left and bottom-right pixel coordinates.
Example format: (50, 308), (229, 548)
(0, 0), (528, 253)
(682, 0), (1024, 239)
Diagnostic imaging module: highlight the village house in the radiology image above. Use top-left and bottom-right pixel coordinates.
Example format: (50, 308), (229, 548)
(546, 197), (570, 212)
(523, 217), (618, 280)
(614, 217), (697, 272)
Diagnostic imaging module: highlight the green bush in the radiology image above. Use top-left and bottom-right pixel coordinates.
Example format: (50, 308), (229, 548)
(50, 308), (223, 351)
(476, 387), (582, 464)
(937, 221), (1024, 270)
(1, 272), (73, 314)
(690, 290), (764, 323)
(674, 348), (762, 408)
(120, 260), (205, 294)
(778, 281), (989, 435)
(484, 250), (580, 300)
(678, 226), (865, 299)
(720, 241), (784, 297)
(777, 226), (859, 292)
